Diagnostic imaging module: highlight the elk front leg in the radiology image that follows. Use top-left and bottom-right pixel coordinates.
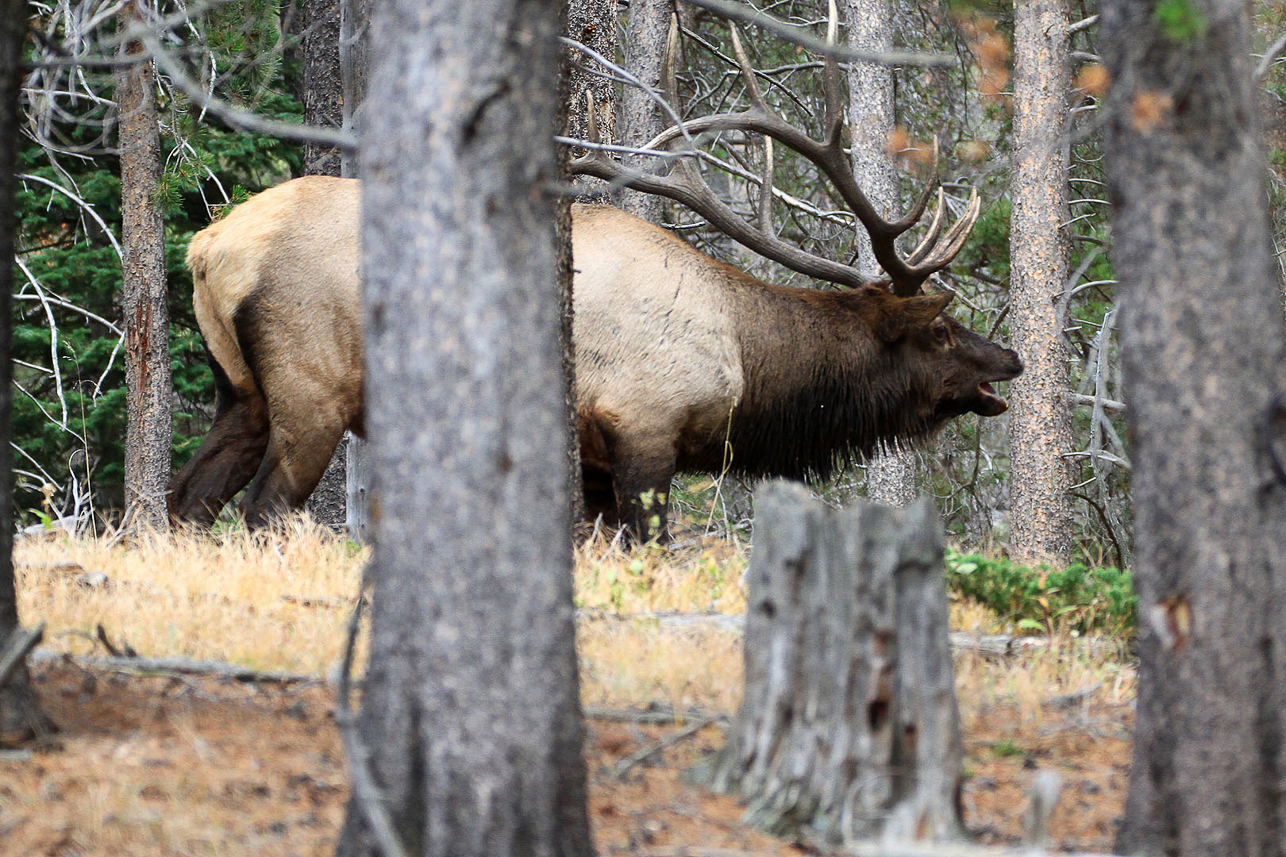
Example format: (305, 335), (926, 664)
(610, 437), (678, 543)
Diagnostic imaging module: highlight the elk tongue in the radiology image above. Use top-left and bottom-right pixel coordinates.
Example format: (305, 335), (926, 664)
(977, 382), (1008, 415)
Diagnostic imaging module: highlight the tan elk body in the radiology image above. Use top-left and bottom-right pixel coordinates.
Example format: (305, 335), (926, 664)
(169, 176), (1021, 539)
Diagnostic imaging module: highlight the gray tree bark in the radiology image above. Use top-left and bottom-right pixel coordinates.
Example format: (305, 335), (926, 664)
(1102, 1), (1286, 853)
(333, 0), (591, 850)
(1008, 0), (1074, 565)
(1, 0), (52, 744)
(564, 0), (616, 201)
(303, 0), (342, 177)
(302, 0), (348, 532)
(339, 0), (370, 541)
(558, 0), (619, 528)
(116, 2), (172, 530)
(617, 0), (673, 223)
(843, 0), (917, 507)
(708, 482), (963, 847)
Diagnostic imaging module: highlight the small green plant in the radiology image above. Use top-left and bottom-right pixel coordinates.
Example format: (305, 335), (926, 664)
(946, 549), (1136, 637)
(1154, 0), (1206, 42)
(990, 739), (1025, 759)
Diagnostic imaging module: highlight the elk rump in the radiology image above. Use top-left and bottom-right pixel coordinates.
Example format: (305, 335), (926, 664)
(169, 177), (1021, 539)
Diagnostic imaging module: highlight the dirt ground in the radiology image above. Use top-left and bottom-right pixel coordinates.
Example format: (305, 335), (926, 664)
(0, 659), (1132, 856)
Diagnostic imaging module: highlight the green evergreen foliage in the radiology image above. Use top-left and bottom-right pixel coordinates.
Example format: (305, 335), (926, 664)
(14, 27), (302, 521)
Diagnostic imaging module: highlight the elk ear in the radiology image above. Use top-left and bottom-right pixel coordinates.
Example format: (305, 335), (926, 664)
(877, 292), (953, 342)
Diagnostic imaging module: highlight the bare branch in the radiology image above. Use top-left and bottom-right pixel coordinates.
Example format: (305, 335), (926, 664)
(677, 0), (954, 67)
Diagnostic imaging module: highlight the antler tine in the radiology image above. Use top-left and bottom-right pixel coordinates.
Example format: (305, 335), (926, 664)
(821, 0), (845, 141)
(585, 90), (600, 144)
(904, 187), (947, 267)
(917, 188), (981, 271)
(886, 137), (940, 233)
(730, 26), (769, 112)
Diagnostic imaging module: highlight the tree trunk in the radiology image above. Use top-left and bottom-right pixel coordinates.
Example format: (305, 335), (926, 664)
(338, 0), (371, 541)
(558, 0), (619, 529)
(302, 0), (347, 532)
(843, 0), (917, 507)
(708, 482), (963, 847)
(618, 0), (673, 223)
(1008, 0), (1074, 565)
(0, 0), (52, 744)
(564, 0), (616, 201)
(333, 0), (591, 850)
(1101, 1), (1286, 853)
(303, 0), (342, 177)
(116, 2), (172, 530)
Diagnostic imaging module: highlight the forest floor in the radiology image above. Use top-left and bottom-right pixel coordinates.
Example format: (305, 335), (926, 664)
(2, 523), (1135, 856)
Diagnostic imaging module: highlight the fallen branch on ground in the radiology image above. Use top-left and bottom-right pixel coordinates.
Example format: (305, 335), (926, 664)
(0, 623), (45, 690)
(609, 717), (715, 779)
(584, 704), (729, 725)
(29, 650), (317, 684)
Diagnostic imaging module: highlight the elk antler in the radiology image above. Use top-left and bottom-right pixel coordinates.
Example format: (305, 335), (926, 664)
(568, 0), (980, 296)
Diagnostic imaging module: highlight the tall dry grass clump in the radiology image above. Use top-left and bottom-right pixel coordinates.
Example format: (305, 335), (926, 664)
(16, 518), (366, 676)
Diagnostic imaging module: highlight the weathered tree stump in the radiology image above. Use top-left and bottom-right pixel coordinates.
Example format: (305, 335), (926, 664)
(707, 481), (963, 847)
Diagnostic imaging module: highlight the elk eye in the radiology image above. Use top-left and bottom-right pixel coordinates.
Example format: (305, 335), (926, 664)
(931, 321), (952, 345)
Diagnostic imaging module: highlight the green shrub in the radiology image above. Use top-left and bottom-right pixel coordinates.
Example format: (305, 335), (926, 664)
(945, 549), (1136, 637)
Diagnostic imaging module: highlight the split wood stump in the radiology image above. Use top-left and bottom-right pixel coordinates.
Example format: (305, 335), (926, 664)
(706, 481), (963, 847)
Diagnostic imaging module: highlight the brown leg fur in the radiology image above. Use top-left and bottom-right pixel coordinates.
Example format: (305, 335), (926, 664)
(601, 423), (678, 543)
(168, 394), (270, 527)
(240, 417), (346, 528)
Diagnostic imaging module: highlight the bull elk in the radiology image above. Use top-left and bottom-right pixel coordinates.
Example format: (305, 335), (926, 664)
(169, 25), (1021, 541)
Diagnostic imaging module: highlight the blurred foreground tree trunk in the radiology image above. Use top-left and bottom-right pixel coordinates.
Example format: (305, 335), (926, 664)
(116, 0), (171, 529)
(302, 0), (347, 530)
(843, 0), (917, 507)
(1, 0), (52, 744)
(1103, 1), (1286, 853)
(1008, 0), (1073, 565)
(333, 0), (591, 850)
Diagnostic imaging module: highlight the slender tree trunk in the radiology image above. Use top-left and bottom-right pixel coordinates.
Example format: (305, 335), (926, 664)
(303, 0), (342, 177)
(564, 0), (616, 201)
(339, 0), (370, 541)
(843, 0), (916, 507)
(1, 0), (52, 744)
(1008, 0), (1073, 564)
(302, 0), (348, 531)
(618, 0), (673, 223)
(1102, 1), (1286, 853)
(116, 0), (171, 530)
(334, 0), (591, 850)
(558, 0), (619, 528)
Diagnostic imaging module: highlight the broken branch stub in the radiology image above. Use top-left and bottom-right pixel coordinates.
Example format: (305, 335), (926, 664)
(706, 482), (963, 846)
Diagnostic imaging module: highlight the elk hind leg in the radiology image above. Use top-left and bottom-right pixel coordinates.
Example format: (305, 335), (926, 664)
(168, 382), (270, 528)
(239, 416), (346, 528)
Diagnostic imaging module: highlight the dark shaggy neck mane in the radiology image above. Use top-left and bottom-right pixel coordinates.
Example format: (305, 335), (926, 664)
(678, 284), (938, 482)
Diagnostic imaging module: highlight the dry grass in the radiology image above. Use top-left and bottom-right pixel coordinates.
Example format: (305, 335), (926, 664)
(8, 519), (1137, 854)
(15, 517), (1134, 718)
(17, 519), (364, 676)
